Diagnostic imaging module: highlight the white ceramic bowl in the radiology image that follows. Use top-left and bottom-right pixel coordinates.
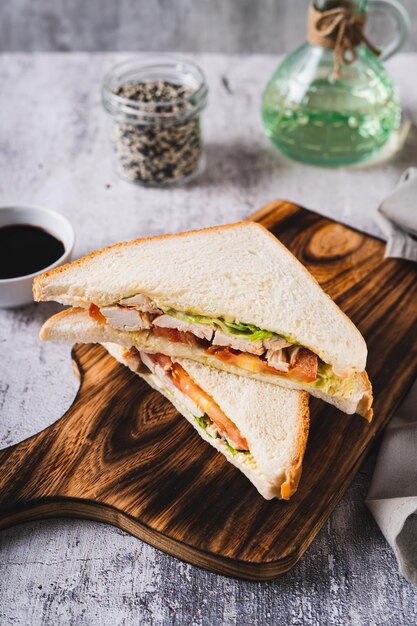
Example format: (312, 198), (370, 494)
(0, 206), (75, 308)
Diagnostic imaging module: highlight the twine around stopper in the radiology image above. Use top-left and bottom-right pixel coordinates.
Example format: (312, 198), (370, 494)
(307, 5), (381, 78)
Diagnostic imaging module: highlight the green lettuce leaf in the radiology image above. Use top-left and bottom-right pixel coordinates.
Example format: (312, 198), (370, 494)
(223, 440), (238, 456)
(164, 308), (275, 342)
(223, 440), (251, 456)
(313, 361), (355, 396)
(195, 415), (251, 456)
(194, 415), (212, 434)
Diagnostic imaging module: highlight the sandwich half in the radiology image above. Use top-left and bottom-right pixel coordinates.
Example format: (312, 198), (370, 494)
(39, 311), (310, 499)
(104, 344), (309, 500)
(34, 221), (373, 420)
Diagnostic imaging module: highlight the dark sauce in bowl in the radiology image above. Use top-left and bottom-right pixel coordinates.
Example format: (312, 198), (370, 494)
(0, 224), (65, 279)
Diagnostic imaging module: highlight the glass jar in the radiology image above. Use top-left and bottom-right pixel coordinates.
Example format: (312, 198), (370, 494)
(102, 56), (208, 187)
(262, 0), (410, 166)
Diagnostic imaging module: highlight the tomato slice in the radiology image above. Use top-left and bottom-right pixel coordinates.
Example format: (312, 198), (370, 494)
(170, 362), (249, 451)
(206, 346), (271, 374)
(288, 347), (318, 383)
(206, 346), (318, 384)
(89, 303), (107, 325)
(153, 326), (196, 346)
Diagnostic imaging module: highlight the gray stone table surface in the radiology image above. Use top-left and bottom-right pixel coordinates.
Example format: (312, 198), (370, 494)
(0, 52), (417, 626)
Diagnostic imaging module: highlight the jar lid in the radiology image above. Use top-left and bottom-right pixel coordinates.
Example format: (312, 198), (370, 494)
(102, 56), (208, 123)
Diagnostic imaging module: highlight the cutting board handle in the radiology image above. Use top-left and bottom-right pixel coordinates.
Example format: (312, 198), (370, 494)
(0, 348), (117, 529)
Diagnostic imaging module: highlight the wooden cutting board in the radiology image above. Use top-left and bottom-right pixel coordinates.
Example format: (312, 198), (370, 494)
(1, 200), (417, 581)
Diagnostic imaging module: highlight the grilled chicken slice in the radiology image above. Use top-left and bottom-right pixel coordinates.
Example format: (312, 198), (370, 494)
(266, 348), (289, 372)
(118, 293), (162, 314)
(121, 347), (143, 370)
(101, 305), (153, 331)
(263, 335), (291, 351)
(212, 329), (264, 356)
(153, 314), (214, 341)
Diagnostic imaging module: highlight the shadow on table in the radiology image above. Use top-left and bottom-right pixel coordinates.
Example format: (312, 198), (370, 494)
(193, 117), (417, 190)
(352, 115), (417, 171)
(189, 139), (286, 189)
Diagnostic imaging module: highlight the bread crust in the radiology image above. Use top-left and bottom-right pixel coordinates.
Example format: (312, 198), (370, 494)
(280, 392), (310, 499)
(357, 372), (373, 422)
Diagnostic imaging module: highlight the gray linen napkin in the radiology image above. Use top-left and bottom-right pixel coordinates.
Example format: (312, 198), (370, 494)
(366, 380), (417, 586)
(375, 167), (417, 262)
(367, 168), (417, 584)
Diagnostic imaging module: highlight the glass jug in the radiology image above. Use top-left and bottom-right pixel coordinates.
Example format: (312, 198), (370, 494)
(262, 0), (410, 166)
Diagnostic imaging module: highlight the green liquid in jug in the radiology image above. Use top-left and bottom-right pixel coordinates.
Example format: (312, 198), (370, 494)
(262, 45), (401, 166)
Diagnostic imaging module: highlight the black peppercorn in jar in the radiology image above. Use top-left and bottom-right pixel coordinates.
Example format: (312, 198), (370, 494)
(101, 57), (208, 187)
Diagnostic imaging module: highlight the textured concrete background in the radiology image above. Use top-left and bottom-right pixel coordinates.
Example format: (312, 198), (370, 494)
(0, 51), (417, 626)
(0, 0), (416, 53)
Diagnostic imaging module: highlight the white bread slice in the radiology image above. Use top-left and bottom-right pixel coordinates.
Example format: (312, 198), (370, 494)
(33, 221), (367, 378)
(40, 308), (373, 420)
(103, 343), (309, 500)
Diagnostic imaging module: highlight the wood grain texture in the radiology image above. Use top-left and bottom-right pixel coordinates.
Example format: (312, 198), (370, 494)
(0, 199), (416, 581)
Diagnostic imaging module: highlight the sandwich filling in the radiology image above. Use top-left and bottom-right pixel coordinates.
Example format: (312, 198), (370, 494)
(124, 347), (252, 458)
(89, 293), (353, 395)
